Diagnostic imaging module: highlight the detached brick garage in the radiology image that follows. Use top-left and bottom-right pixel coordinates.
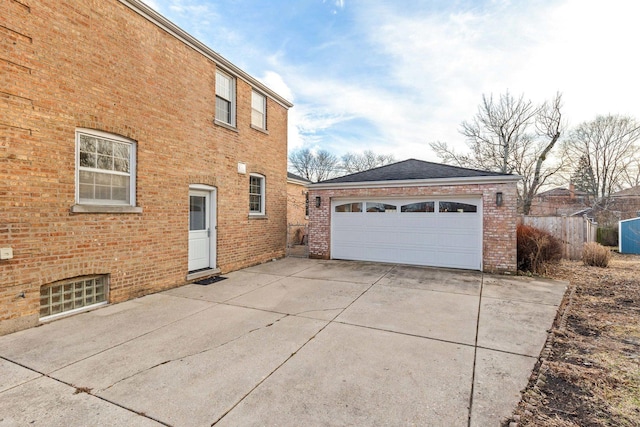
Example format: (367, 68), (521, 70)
(307, 159), (521, 273)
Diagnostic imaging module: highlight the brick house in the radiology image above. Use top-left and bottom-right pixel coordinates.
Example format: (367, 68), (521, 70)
(529, 184), (593, 216)
(608, 185), (640, 221)
(308, 159), (521, 273)
(1, 0), (292, 335)
(286, 172), (311, 226)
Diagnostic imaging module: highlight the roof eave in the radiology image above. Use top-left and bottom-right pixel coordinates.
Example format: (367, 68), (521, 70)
(287, 177), (310, 186)
(309, 175), (522, 190)
(118, 0), (293, 109)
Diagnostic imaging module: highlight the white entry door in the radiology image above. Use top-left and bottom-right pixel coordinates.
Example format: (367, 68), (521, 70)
(188, 189), (216, 271)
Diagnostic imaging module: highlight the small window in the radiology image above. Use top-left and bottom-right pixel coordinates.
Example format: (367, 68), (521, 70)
(439, 201), (477, 213)
(251, 91), (266, 129)
(216, 70), (236, 126)
(76, 129), (136, 206)
(401, 202), (435, 213)
(305, 192), (309, 217)
(40, 275), (108, 318)
(249, 174), (265, 215)
(335, 202), (362, 213)
(366, 202), (397, 213)
(189, 195), (207, 230)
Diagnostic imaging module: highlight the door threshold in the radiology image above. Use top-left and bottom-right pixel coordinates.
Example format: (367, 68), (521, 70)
(186, 267), (221, 281)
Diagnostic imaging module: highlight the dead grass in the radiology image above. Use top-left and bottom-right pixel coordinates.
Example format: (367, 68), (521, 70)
(505, 252), (640, 427)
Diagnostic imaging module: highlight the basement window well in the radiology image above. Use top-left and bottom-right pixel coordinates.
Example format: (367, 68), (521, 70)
(40, 275), (108, 320)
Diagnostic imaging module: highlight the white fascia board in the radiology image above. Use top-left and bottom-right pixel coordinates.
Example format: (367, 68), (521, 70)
(118, 0), (293, 109)
(619, 217), (640, 224)
(287, 178), (310, 186)
(309, 175), (522, 190)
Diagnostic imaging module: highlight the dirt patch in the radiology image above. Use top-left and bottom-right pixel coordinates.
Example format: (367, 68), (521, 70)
(504, 252), (640, 427)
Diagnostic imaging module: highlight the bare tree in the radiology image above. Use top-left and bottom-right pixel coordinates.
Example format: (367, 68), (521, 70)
(618, 151), (640, 189)
(341, 150), (395, 174)
(430, 92), (566, 214)
(564, 115), (640, 199)
(314, 150), (339, 182)
(288, 148), (339, 183)
(288, 148), (315, 181)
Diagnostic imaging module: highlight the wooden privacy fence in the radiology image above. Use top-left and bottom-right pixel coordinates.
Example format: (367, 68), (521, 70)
(522, 215), (597, 260)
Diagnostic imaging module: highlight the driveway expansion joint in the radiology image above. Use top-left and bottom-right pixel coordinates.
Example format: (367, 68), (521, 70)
(102, 313), (291, 392)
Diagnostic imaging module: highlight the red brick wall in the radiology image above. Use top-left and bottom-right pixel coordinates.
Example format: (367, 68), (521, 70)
(308, 183), (518, 273)
(0, 0), (289, 335)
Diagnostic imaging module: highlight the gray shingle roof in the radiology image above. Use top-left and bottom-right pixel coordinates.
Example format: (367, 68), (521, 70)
(317, 159), (514, 184)
(611, 185), (640, 198)
(287, 171), (312, 183)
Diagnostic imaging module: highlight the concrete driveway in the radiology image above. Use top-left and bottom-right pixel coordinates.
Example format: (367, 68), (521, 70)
(0, 258), (566, 427)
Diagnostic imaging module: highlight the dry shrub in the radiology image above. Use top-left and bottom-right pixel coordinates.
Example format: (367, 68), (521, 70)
(582, 242), (611, 267)
(517, 224), (563, 274)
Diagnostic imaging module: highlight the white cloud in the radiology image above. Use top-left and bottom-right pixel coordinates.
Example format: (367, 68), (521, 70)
(142, 0), (161, 10)
(150, 0), (640, 164)
(281, 0), (640, 162)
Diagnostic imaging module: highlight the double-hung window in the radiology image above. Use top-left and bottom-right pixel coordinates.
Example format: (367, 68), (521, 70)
(251, 90), (266, 130)
(76, 129), (136, 206)
(249, 174), (265, 215)
(216, 70), (236, 126)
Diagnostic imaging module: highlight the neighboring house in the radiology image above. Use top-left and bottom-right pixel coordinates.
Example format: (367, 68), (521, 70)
(608, 185), (640, 221)
(0, 0), (292, 335)
(570, 185), (640, 227)
(286, 172), (311, 226)
(529, 184), (593, 216)
(307, 159), (521, 273)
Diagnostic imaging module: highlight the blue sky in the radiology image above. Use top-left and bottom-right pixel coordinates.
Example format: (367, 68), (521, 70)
(145, 0), (640, 162)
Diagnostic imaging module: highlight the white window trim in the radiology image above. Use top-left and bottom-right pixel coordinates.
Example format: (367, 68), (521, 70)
(74, 128), (137, 209)
(251, 90), (266, 130)
(215, 69), (236, 127)
(249, 173), (266, 216)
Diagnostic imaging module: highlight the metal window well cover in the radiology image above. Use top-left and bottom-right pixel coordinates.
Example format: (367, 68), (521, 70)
(194, 276), (227, 286)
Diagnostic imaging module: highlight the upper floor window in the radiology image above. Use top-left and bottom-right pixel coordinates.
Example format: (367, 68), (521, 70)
(216, 70), (236, 126)
(251, 90), (266, 130)
(249, 174), (265, 215)
(76, 129), (136, 206)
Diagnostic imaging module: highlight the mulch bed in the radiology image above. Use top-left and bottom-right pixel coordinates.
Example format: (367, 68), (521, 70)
(504, 253), (640, 427)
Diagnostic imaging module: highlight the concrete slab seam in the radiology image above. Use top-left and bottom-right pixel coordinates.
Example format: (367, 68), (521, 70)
(376, 281), (480, 297)
(330, 320), (478, 349)
(0, 355), (44, 393)
(467, 272), (485, 427)
(211, 267), (388, 426)
(0, 355), (170, 426)
(481, 295), (565, 307)
(45, 303), (221, 376)
(101, 313), (290, 393)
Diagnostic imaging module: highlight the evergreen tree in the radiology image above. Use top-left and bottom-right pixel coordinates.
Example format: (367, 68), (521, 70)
(570, 155), (596, 195)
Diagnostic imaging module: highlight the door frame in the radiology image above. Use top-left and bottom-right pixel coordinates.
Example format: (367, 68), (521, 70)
(188, 184), (217, 272)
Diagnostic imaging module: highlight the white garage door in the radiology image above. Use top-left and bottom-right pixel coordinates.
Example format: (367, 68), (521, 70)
(331, 198), (482, 270)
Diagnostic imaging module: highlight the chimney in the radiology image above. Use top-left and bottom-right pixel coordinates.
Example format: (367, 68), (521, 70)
(569, 182), (575, 199)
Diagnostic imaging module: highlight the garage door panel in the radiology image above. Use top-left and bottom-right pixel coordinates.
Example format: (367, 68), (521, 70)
(331, 197), (482, 270)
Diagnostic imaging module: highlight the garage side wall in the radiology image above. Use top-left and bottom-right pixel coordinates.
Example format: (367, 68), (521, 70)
(308, 182), (518, 273)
